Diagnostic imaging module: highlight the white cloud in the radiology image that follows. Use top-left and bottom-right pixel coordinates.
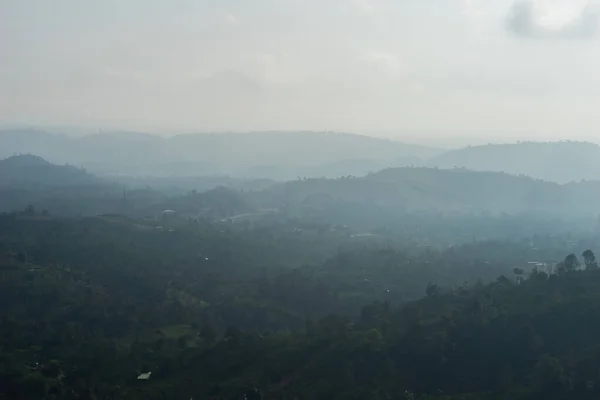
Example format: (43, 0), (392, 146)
(4, 0), (600, 139)
(95, 66), (150, 81)
(223, 12), (239, 27)
(506, 1), (600, 38)
(257, 53), (291, 85)
(353, 0), (375, 13)
(364, 51), (402, 75)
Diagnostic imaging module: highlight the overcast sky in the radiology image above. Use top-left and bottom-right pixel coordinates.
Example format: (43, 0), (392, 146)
(2, 0), (600, 143)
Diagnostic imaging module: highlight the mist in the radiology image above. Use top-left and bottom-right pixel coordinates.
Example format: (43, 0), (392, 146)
(4, 1), (600, 399)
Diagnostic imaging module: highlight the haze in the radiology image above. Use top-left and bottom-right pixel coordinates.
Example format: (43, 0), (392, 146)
(7, 4), (600, 398)
(2, 0), (600, 143)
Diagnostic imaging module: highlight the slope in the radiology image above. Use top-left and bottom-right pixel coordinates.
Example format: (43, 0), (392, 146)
(120, 261), (600, 400)
(253, 167), (600, 221)
(0, 130), (441, 178)
(0, 155), (99, 188)
(428, 141), (600, 183)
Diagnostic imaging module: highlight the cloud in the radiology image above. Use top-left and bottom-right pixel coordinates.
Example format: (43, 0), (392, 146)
(201, 70), (263, 94)
(95, 66), (150, 81)
(4, 0), (600, 137)
(364, 51), (402, 75)
(256, 53), (292, 85)
(506, 1), (600, 39)
(223, 12), (239, 27)
(353, 0), (375, 13)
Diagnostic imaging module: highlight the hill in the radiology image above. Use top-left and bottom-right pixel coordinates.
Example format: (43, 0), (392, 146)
(3, 159), (600, 237)
(2, 212), (600, 399)
(253, 167), (600, 223)
(0, 155), (99, 188)
(0, 156), (261, 218)
(186, 264), (600, 400)
(7, 131), (600, 183)
(429, 141), (600, 183)
(0, 130), (441, 179)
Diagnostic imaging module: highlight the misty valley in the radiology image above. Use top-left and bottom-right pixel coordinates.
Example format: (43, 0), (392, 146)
(3, 131), (600, 400)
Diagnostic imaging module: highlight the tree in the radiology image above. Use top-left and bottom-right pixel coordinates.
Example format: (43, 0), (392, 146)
(246, 387), (263, 400)
(582, 250), (598, 270)
(425, 282), (440, 297)
(530, 267), (548, 282)
(564, 254), (580, 272)
(199, 325), (216, 345)
(224, 326), (243, 344)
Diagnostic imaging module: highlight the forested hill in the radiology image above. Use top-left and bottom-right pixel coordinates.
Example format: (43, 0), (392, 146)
(5, 157), (600, 226)
(0, 155), (99, 188)
(253, 167), (600, 219)
(0, 130), (440, 179)
(181, 265), (600, 400)
(3, 210), (600, 399)
(0, 156), (259, 218)
(428, 141), (600, 183)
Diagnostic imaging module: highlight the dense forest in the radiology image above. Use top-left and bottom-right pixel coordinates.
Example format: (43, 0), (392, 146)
(2, 210), (600, 399)
(3, 155), (600, 228)
(2, 148), (600, 399)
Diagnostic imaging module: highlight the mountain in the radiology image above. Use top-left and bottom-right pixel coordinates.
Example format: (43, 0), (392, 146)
(6, 131), (600, 183)
(0, 155), (118, 215)
(252, 167), (600, 224)
(4, 157), (600, 228)
(0, 155), (255, 218)
(429, 141), (600, 183)
(0, 130), (441, 179)
(0, 154), (99, 188)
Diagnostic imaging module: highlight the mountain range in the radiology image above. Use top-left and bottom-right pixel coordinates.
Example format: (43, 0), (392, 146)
(3, 155), (600, 226)
(427, 141), (600, 183)
(252, 167), (600, 220)
(0, 129), (438, 180)
(3, 130), (600, 183)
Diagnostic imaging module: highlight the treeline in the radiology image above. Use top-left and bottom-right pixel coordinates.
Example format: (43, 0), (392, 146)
(252, 167), (600, 219)
(3, 155), (600, 245)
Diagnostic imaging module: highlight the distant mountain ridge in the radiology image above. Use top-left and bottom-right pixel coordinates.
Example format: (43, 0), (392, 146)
(0, 155), (252, 218)
(3, 155), (600, 225)
(0, 154), (99, 188)
(253, 167), (600, 220)
(428, 141), (600, 183)
(0, 130), (440, 179)
(3, 130), (600, 183)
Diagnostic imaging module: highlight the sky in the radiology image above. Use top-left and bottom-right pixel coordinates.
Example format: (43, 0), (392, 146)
(2, 0), (600, 144)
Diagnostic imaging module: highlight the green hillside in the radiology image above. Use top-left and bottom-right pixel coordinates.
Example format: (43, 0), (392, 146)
(2, 213), (600, 399)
